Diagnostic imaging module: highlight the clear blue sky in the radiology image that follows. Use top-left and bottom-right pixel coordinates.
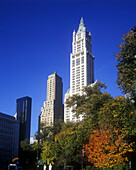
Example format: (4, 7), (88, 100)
(0, 0), (136, 136)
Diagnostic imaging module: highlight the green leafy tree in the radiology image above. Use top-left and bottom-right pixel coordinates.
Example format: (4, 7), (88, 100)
(36, 119), (63, 144)
(41, 141), (56, 165)
(20, 139), (31, 151)
(115, 27), (136, 102)
(55, 122), (82, 169)
(39, 119), (64, 167)
(35, 123), (52, 144)
(98, 96), (136, 138)
(20, 139), (38, 169)
(66, 81), (112, 118)
(20, 139), (31, 167)
(65, 82), (113, 150)
(65, 82), (136, 168)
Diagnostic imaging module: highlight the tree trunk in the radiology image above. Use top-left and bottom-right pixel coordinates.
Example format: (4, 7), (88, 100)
(64, 159), (67, 170)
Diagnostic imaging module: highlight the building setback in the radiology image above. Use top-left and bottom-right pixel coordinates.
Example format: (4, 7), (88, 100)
(16, 96), (32, 142)
(40, 72), (64, 127)
(0, 112), (19, 168)
(64, 18), (94, 122)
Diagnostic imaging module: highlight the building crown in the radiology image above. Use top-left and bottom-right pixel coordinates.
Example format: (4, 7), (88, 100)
(78, 17), (85, 32)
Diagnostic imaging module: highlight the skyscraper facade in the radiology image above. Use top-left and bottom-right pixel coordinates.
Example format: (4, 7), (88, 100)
(40, 72), (64, 127)
(0, 112), (19, 168)
(16, 96), (32, 142)
(64, 18), (94, 122)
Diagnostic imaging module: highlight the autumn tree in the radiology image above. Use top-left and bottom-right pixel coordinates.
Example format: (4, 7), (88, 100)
(39, 81), (136, 169)
(85, 129), (133, 169)
(98, 95), (136, 169)
(98, 96), (136, 140)
(115, 26), (136, 103)
(66, 81), (136, 168)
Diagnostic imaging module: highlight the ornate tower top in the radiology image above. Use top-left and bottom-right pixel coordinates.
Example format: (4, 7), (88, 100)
(78, 17), (85, 32)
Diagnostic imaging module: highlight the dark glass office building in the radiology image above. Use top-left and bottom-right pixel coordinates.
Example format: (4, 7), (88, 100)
(16, 96), (32, 142)
(0, 112), (19, 169)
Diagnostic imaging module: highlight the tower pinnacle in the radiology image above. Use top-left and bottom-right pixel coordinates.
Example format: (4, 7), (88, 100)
(78, 17), (85, 32)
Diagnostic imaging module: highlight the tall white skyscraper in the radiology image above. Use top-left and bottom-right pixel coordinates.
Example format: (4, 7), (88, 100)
(40, 72), (64, 127)
(64, 18), (94, 122)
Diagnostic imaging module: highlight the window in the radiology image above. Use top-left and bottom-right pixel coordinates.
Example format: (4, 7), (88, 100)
(81, 56), (84, 64)
(77, 33), (81, 40)
(76, 58), (80, 66)
(82, 41), (84, 48)
(72, 60), (75, 67)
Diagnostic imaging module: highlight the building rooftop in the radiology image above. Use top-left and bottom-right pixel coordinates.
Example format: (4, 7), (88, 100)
(78, 17), (85, 32)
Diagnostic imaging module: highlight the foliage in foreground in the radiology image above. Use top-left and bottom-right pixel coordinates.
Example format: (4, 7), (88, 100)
(35, 82), (136, 169)
(20, 139), (38, 168)
(41, 141), (55, 165)
(85, 129), (133, 169)
(115, 26), (136, 103)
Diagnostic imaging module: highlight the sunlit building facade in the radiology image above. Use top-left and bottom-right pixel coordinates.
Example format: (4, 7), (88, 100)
(64, 18), (94, 122)
(40, 72), (64, 128)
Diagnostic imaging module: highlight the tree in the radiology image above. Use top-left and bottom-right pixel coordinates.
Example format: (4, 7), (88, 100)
(20, 139), (38, 169)
(98, 96), (136, 139)
(85, 129), (133, 169)
(65, 82), (136, 168)
(98, 95), (136, 169)
(115, 27), (136, 103)
(36, 119), (63, 144)
(41, 141), (56, 165)
(66, 81), (113, 143)
(66, 81), (112, 119)
(20, 139), (31, 151)
(55, 122), (82, 169)
(35, 119), (63, 169)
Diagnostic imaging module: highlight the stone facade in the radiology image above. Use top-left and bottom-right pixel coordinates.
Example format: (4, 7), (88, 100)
(40, 72), (64, 128)
(64, 18), (94, 122)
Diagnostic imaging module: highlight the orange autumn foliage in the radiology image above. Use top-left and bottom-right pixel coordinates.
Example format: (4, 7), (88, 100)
(85, 130), (133, 168)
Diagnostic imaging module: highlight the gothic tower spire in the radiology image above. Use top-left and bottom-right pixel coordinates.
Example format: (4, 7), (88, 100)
(64, 18), (94, 123)
(78, 17), (85, 32)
